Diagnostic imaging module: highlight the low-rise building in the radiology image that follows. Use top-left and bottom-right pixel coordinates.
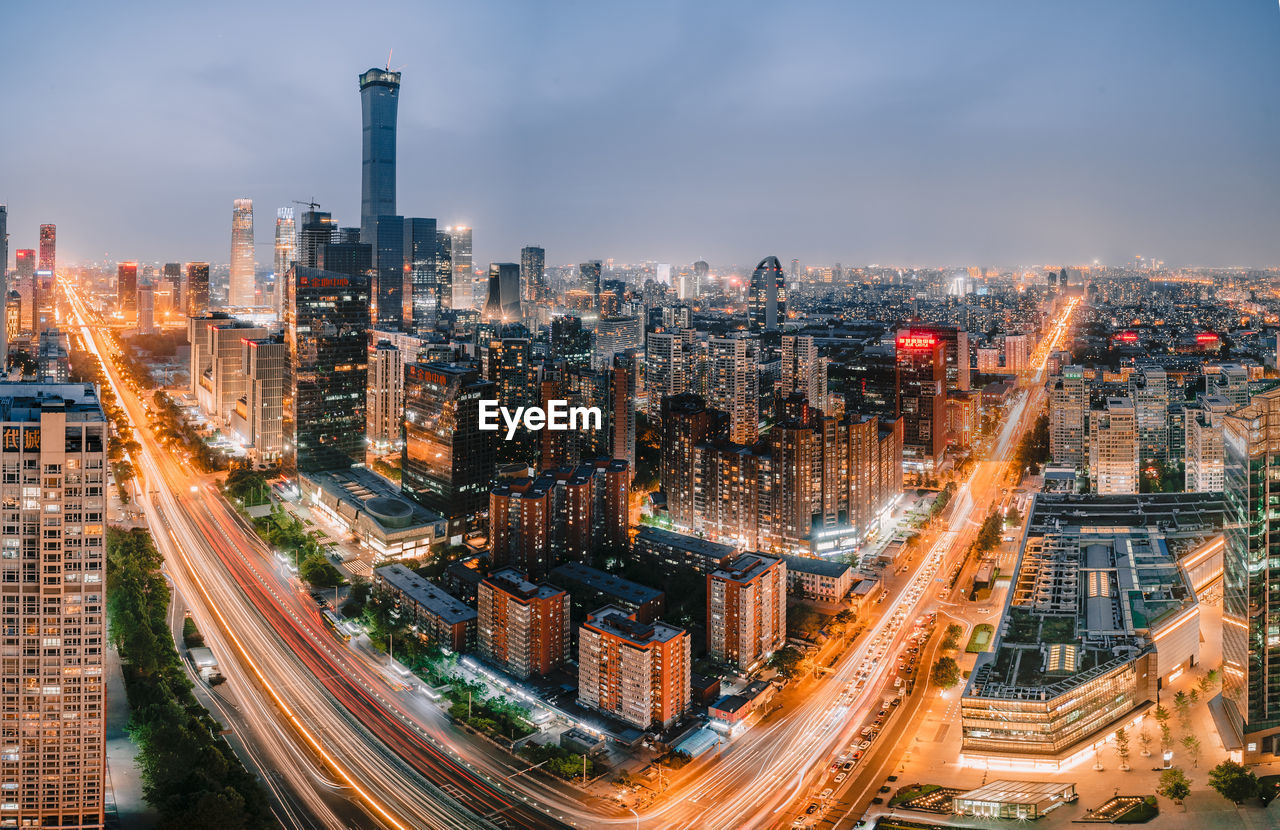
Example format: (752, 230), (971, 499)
(301, 467), (444, 561)
(550, 561), (665, 623)
(635, 526), (736, 575)
(780, 555), (854, 602)
(373, 564), (477, 652)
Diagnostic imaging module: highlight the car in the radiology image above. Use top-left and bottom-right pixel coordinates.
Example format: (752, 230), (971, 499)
(878, 709), (888, 718)
(858, 740), (871, 750)
(835, 773), (847, 783)
(851, 750), (864, 761)
(820, 789), (833, 800)
(842, 762), (854, 771)
(861, 726), (874, 736)
(871, 797), (884, 805)
(887, 775), (899, 782)
(879, 786), (891, 794)
(792, 818), (806, 828)
(806, 803), (819, 815)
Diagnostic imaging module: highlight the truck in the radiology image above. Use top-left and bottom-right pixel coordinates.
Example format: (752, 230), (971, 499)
(188, 646), (225, 685)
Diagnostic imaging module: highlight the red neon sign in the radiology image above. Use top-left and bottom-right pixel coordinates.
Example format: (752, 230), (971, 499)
(897, 333), (939, 350)
(1196, 332), (1219, 344)
(1118, 331), (1139, 343)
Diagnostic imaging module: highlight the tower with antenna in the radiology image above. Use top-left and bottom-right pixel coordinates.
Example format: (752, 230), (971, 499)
(358, 63), (401, 246)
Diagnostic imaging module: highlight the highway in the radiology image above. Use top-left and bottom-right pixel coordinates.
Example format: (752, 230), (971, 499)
(66, 283), (564, 830)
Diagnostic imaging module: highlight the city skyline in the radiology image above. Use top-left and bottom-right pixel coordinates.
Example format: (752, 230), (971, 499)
(2, 2), (1279, 269)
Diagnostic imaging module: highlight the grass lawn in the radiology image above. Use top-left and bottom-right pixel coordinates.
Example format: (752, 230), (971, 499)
(965, 624), (994, 653)
(890, 783), (942, 807)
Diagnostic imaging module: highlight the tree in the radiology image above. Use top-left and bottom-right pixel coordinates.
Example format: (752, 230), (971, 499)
(1004, 504), (1022, 530)
(1198, 672), (1215, 696)
(1181, 734), (1202, 768)
(1138, 725), (1153, 757)
(1115, 727), (1131, 770)
(1207, 760), (1259, 804)
(298, 554), (343, 588)
(1159, 723), (1174, 759)
(941, 624), (964, 651)
(1157, 768), (1191, 807)
(931, 657), (961, 688)
(769, 646), (805, 679)
(1174, 690), (1191, 731)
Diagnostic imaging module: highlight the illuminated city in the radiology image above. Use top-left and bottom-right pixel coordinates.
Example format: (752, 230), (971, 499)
(1, 3), (1279, 830)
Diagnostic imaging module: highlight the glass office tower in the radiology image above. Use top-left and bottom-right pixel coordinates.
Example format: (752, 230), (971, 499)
(359, 68), (401, 243)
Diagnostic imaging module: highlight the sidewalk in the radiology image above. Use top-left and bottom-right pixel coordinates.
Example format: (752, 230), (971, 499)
(104, 645), (156, 829)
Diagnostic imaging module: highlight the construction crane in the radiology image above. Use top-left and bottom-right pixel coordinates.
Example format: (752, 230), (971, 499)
(292, 199), (321, 212)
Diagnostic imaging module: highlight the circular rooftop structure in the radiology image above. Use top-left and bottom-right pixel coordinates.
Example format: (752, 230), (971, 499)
(365, 496), (414, 528)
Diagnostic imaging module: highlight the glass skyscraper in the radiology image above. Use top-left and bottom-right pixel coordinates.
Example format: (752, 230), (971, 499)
(748, 255), (786, 332)
(404, 217), (438, 333)
(229, 198), (255, 306)
(371, 214), (405, 330)
(483, 262), (521, 322)
(521, 245), (545, 303)
(273, 207), (295, 317)
(284, 265), (371, 472)
(296, 209), (335, 269)
(359, 68), (401, 243)
(447, 226), (473, 309)
(1223, 384), (1280, 760)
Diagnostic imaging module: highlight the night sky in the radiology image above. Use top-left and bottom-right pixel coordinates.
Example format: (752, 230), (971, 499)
(3, 1), (1279, 270)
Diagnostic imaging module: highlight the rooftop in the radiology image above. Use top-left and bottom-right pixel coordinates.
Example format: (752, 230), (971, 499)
(711, 553), (782, 584)
(780, 554), (852, 579)
(585, 605), (685, 647)
(484, 567), (565, 601)
(550, 562), (663, 606)
(375, 564), (476, 626)
(637, 526), (738, 559)
(957, 780), (1076, 804)
(0, 382), (104, 422)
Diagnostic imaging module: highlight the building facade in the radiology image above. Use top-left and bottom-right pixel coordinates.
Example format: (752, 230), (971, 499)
(229, 198), (255, 306)
(708, 554), (786, 671)
(477, 569), (570, 679)
(577, 607), (691, 731)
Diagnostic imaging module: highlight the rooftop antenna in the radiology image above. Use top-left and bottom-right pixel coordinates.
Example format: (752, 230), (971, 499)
(387, 49), (393, 72)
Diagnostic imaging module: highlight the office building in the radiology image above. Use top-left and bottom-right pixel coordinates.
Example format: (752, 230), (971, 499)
(295, 209), (335, 269)
(196, 321), (268, 427)
(551, 315), (593, 371)
(1184, 395), (1232, 493)
(36, 330), (72, 383)
(38, 224), (55, 273)
(136, 284), (155, 335)
(230, 336), (286, 465)
(780, 334), (827, 413)
(482, 262), (521, 322)
(521, 246), (545, 304)
(594, 316), (641, 370)
(317, 240), (373, 282)
(780, 555), (855, 602)
(1223, 386), (1280, 760)
(435, 231), (453, 311)
(401, 363), (495, 526)
(273, 207), (295, 317)
(373, 564), (475, 653)
(284, 266), (370, 472)
(1209, 362), (1250, 408)
(116, 262), (138, 321)
(0, 382), (108, 828)
(359, 67), (401, 241)
(229, 198), (255, 306)
(0, 207), (5, 366)
(15, 250), (34, 336)
(579, 260), (602, 308)
(447, 226), (473, 309)
(300, 468), (441, 561)
(705, 334), (759, 445)
(185, 262), (210, 316)
(371, 214), (405, 330)
(896, 329), (946, 475)
(33, 271), (54, 334)
(477, 569), (570, 679)
(1130, 365), (1169, 465)
(404, 217), (438, 333)
(708, 553), (786, 671)
(578, 607), (691, 731)
(489, 460), (630, 577)
(186, 312), (231, 398)
(1089, 397), (1138, 495)
(366, 339), (405, 457)
(1049, 366), (1088, 469)
(162, 262), (182, 313)
(747, 255), (786, 333)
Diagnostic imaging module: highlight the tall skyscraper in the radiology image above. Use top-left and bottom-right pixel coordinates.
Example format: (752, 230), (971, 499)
(1089, 397), (1139, 494)
(366, 339), (405, 457)
(748, 256), (786, 332)
(162, 262), (182, 312)
(692, 259), (709, 297)
(359, 67), (401, 243)
(371, 214), (405, 329)
(0, 382), (108, 828)
(896, 330), (946, 475)
(1049, 366), (1088, 469)
(233, 336), (287, 465)
(401, 363), (496, 526)
(38, 224), (55, 272)
(520, 246), (545, 304)
(16, 251), (35, 336)
(435, 231), (453, 311)
(404, 217), (438, 333)
(579, 260), (602, 308)
(447, 226), (472, 309)
(116, 262), (138, 321)
(229, 198), (255, 306)
(1185, 394), (1231, 492)
(1223, 384), (1280, 760)
(184, 262), (210, 316)
(0, 205), (7, 367)
(136, 284), (156, 334)
(284, 265), (371, 472)
(780, 334), (827, 413)
(296, 209), (335, 269)
(705, 334), (759, 445)
(273, 207), (295, 316)
(1130, 365), (1169, 466)
(482, 263), (521, 322)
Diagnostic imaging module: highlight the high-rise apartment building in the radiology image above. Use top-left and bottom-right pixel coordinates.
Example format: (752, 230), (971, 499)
(284, 266), (371, 472)
(1049, 366), (1088, 469)
(708, 553), (786, 671)
(404, 217), (438, 333)
(366, 339), (405, 457)
(447, 226), (473, 309)
(136, 284), (155, 335)
(231, 336), (286, 465)
(594, 316), (641, 370)
(482, 263), (521, 322)
(477, 569), (570, 679)
(195, 321), (268, 427)
(1185, 394), (1232, 493)
(229, 198), (255, 306)
(0, 206), (6, 367)
(644, 329), (695, 419)
(661, 393), (726, 529)
(780, 334), (827, 413)
(608, 351), (638, 471)
(521, 246), (545, 304)
(895, 330), (946, 474)
(747, 255), (786, 333)
(116, 262), (138, 321)
(578, 607), (691, 731)
(359, 68), (401, 243)
(1089, 397), (1139, 494)
(705, 334), (759, 445)
(273, 207), (295, 317)
(1130, 365), (1169, 466)
(0, 382), (108, 828)
(184, 262), (210, 316)
(38, 224), (55, 273)
(1003, 333), (1030, 375)
(401, 363), (495, 525)
(1224, 385), (1280, 760)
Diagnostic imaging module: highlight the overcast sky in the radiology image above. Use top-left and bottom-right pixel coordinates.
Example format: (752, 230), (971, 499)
(3, 0), (1279, 270)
